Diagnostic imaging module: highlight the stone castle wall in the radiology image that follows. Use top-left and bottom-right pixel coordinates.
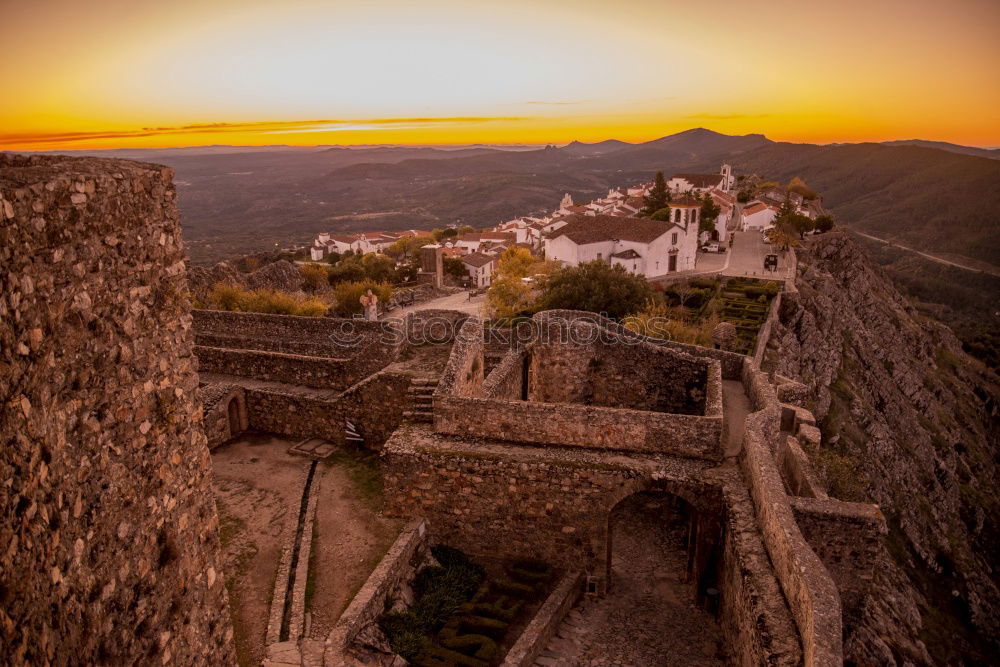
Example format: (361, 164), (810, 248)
(434, 317), (723, 461)
(195, 344), (361, 390)
(0, 155), (234, 664)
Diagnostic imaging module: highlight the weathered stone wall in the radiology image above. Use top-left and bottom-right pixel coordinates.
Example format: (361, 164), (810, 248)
(402, 308), (470, 345)
(435, 316), (723, 461)
(740, 360), (843, 666)
(482, 349), (525, 400)
(324, 519), (427, 666)
(381, 425), (803, 666)
(199, 383), (249, 449)
(193, 308), (396, 359)
(195, 344), (362, 390)
(0, 155), (234, 664)
(535, 309), (745, 380)
(791, 497), (887, 622)
(243, 387), (347, 446)
(334, 370), (412, 449)
(527, 319), (710, 415)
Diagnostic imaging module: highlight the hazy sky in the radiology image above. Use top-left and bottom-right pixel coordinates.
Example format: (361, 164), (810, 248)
(2, 0), (998, 149)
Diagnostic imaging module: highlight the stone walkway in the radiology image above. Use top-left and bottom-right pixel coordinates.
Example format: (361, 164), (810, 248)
(535, 493), (728, 666)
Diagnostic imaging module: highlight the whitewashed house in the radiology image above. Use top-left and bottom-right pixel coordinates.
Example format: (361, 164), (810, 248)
(544, 210), (699, 277)
(741, 202), (779, 230)
(462, 252), (495, 288)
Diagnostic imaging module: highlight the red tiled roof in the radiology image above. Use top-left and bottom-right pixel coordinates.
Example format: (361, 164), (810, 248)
(611, 249), (642, 259)
(742, 203), (769, 215)
(461, 252), (494, 268)
(547, 214), (675, 245)
(673, 173), (724, 188)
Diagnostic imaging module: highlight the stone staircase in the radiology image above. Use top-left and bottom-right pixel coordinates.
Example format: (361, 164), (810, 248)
(345, 418), (363, 446)
(402, 377), (438, 423)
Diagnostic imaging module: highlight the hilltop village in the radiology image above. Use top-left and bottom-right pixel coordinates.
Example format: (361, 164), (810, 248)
(1, 153), (923, 667)
(305, 165), (826, 289)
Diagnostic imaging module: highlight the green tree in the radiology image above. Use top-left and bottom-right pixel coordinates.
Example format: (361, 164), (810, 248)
(536, 260), (653, 319)
(327, 257), (366, 284)
(699, 194), (721, 234)
(443, 257), (467, 281)
(361, 253), (397, 283)
(815, 215), (834, 233)
(432, 227), (459, 242)
(642, 171), (669, 216)
(650, 207), (671, 221)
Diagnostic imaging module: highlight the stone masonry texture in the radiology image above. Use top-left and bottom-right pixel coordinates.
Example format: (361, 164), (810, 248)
(0, 154), (235, 665)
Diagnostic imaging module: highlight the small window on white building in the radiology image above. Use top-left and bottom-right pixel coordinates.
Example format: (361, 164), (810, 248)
(671, 233), (678, 245)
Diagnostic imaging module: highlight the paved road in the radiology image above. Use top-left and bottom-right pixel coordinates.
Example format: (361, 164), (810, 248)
(852, 230), (1000, 276)
(648, 231), (791, 283)
(721, 231), (792, 280)
(382, 290), (487, 320)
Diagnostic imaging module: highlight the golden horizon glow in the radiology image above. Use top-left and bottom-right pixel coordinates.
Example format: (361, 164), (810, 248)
(3, 0), (999, 151)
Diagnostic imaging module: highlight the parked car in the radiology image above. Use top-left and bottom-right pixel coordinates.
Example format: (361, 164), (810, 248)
(701, 243), (720, 253)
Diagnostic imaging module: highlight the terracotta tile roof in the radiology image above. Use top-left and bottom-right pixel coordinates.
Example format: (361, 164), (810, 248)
(673, 173), (724, 188)
(461, 252), (494, 268)
(742, 203), (769, 215)
(671, 195), (701, 208)
(547, 214), (674, 245)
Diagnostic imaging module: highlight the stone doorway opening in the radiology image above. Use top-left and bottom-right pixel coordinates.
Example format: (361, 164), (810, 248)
(572, 490), (728, 664)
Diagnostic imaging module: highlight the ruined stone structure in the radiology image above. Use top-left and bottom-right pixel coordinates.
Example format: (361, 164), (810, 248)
(2, 153), (900, 667)
(0, 155), (235, 665)
(380, 306), (888, 666)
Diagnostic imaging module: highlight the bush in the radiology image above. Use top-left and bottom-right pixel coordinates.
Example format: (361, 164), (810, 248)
(537, 260), (653, 320)
(205, 283), (328, 316)
(300, 263), (330, 291)
(331, 280), (393, 317)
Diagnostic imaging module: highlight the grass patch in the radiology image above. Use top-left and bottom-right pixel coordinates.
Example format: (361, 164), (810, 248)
(322, 449), (384, 510)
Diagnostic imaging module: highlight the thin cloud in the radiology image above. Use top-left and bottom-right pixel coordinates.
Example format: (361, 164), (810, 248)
(524, 100), (589, 106)
(0, 117), (529, 147)
(685, 113), (771, 120)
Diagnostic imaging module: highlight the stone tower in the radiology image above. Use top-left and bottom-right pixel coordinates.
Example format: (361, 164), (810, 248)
(0, 155), (235, 665)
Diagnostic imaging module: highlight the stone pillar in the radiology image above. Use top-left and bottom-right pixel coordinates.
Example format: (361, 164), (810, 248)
(0, 155), (235, 665)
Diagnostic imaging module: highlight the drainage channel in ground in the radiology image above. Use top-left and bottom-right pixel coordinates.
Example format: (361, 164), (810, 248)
(278, 459), (318, 642)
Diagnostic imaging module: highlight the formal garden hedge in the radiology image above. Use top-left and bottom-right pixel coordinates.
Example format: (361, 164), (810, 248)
(380, 547), (553, 666)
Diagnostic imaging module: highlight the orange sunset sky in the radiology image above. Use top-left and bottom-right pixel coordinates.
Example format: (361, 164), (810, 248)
(2, 0), (999, 151)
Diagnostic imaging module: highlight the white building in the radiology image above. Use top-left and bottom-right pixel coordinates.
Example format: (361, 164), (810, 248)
(741, 202), (779, 230)
(667, 165), (734, 195)
(544, 209), (699, 277)
(462, 252), (495, 288)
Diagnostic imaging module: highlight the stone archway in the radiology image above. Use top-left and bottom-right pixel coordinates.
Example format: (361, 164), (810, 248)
(557, 488), (728, 664)
(227, 398), (242, 437)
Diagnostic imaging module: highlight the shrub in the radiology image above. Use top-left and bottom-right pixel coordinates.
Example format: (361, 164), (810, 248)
(331, 280), (393, 317)
(536, 260), (653, 320)
(205, 283), (329, 316)
(300, 263), (330, 291)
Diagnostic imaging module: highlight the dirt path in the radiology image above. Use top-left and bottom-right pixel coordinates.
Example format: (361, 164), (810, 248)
(213, 433), (309, 666)
(536, 493), (727, 666)
(721, 379), (752, 459)
(307, 454), (402, 640)
(213, 436), (401, 666)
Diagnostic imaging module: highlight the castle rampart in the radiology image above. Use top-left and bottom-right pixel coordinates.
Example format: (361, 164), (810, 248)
(0, 154), (234, 665)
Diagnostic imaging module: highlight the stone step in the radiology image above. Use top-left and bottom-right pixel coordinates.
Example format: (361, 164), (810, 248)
(402, 410), (433, 423)
(410, 378), (439, 386)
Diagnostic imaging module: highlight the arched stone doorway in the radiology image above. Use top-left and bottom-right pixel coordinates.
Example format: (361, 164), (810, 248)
(227, 398), (242, 437)
(576, 489), (728, 664)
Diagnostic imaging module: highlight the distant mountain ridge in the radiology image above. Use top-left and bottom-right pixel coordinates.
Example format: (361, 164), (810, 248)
(13, 128), (998, 268)
(881, 139), (1000, 160)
